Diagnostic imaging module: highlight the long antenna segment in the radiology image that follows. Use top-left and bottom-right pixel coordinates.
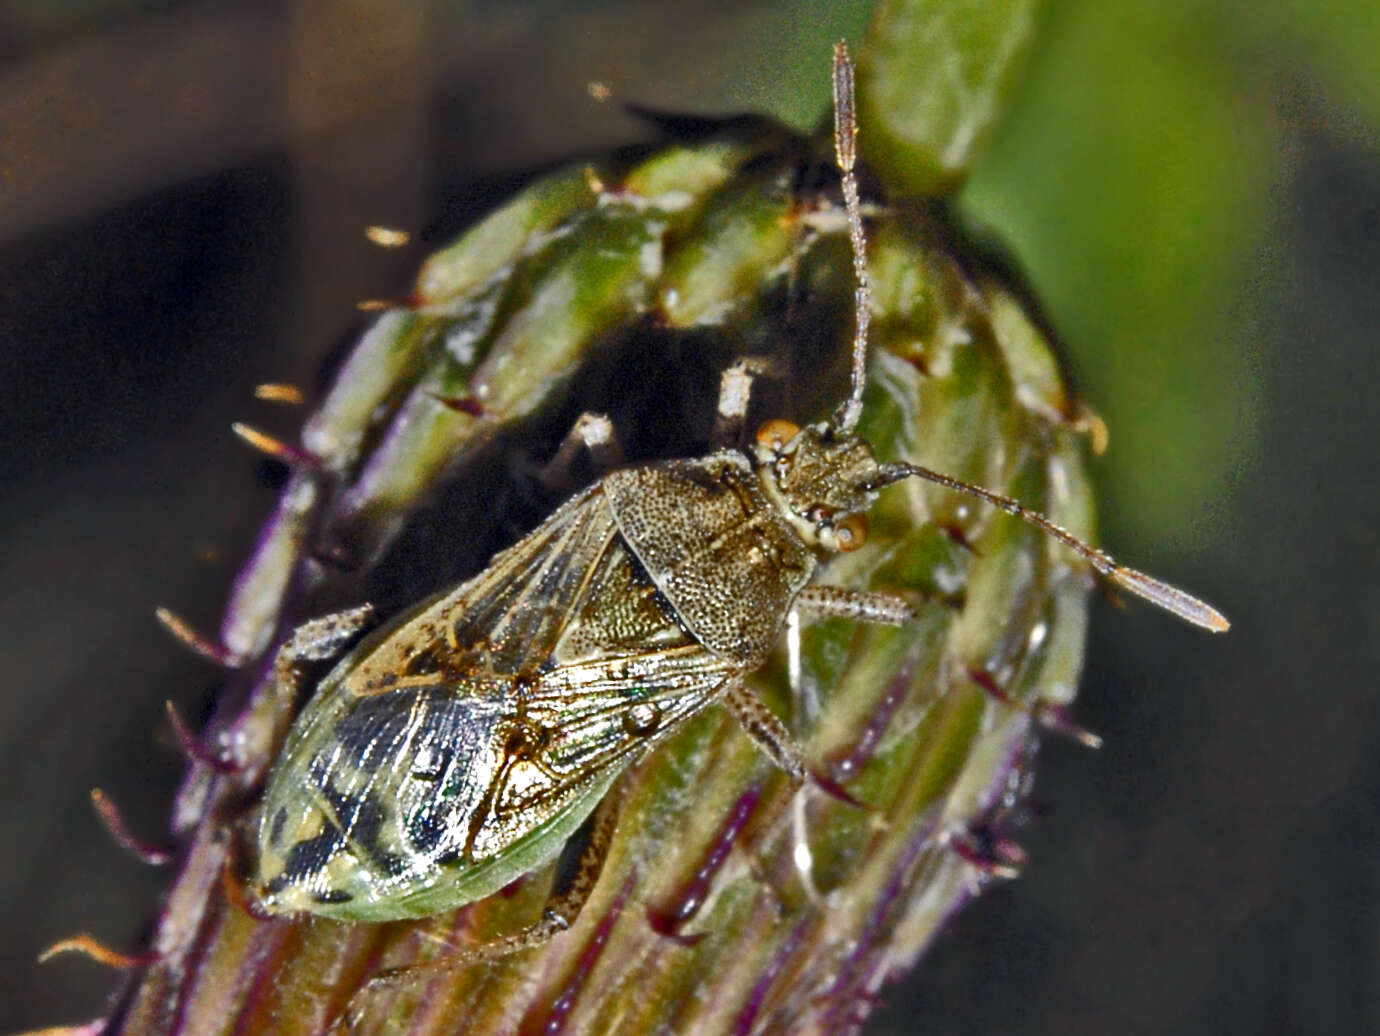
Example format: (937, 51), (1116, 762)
(831, 42), (871, 435)
(864, 461), (1230, 633)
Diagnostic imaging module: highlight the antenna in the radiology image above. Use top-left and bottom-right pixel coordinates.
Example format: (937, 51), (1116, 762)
(831, 42), (871, 435)
(866, 461), (1230, 632)
(829, 43), (1227, 634)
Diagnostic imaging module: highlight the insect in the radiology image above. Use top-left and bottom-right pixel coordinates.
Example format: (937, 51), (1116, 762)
(255, 43), (1228, 957)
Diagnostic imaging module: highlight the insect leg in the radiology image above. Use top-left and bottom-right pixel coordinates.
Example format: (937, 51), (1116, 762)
(795, 585), (915, 626)
(722, 681), (806, 781)
(485, 772), (623, 955)
(347, 778), (626, 1025)
(711, 357), (771, 449)
(540, 412), (626, 488)
(271, 604), (377, 712)
(722, 682), (865, 808)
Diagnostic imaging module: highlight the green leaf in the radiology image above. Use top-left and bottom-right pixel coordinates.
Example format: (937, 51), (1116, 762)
(961, 0), (1273, 541)
(859, 0), (1041, 196)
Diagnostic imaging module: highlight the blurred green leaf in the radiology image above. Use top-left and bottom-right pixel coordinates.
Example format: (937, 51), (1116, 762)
(858, 0), (1041, 195)
(961, 0), (1274, 544)
(1264, 0), (1380, 132)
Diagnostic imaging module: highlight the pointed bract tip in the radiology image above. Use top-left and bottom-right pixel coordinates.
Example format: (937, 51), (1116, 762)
(165, 699), (240, 774)
(155, 607), (243, 666)
(231, 423), (319, 468)
(90, 788), (173, 866)
(38, 933), (156, 970)
(253, 382), (305, 405)
(1035, 704), (1104, 750)
(364, 225), (409, 248)
(15, 1020), (109, 1036)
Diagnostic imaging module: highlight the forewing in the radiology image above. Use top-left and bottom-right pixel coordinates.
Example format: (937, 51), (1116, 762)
(470, 531), (743, 857)
(260, 487), (624, 913)
(340, 483), (623, 697)
(259, 484), (751, 916)
(477, 647), (737, 854)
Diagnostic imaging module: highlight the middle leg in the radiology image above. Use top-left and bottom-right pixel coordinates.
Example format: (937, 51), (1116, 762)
(722, 681), (865, 808)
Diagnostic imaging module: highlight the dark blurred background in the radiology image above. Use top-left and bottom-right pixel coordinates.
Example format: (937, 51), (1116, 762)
(1, 1), (1376, 1033)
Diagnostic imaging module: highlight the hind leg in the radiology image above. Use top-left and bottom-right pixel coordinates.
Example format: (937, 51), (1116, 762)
(269, 605), (377, 715)
(341, 777), (626, 1027)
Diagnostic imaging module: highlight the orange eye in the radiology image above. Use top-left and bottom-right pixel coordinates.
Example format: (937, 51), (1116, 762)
(835, 513), (868, 551)
(755, 419), (800, 452)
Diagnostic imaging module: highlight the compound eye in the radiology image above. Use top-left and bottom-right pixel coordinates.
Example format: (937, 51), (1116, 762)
(834, 513), (868, 552)
(755, 419), (800, 452)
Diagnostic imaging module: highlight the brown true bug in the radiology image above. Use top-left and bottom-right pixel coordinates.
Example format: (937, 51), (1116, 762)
(254, 41), (1227, 972)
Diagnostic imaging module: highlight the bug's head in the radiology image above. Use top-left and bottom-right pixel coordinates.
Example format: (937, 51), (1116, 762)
(752, 418), (881, 554)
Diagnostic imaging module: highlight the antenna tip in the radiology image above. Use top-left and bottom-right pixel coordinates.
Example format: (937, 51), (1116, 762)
(1111, 565), (1231, 633)
(1203, 611), (1232, 634)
